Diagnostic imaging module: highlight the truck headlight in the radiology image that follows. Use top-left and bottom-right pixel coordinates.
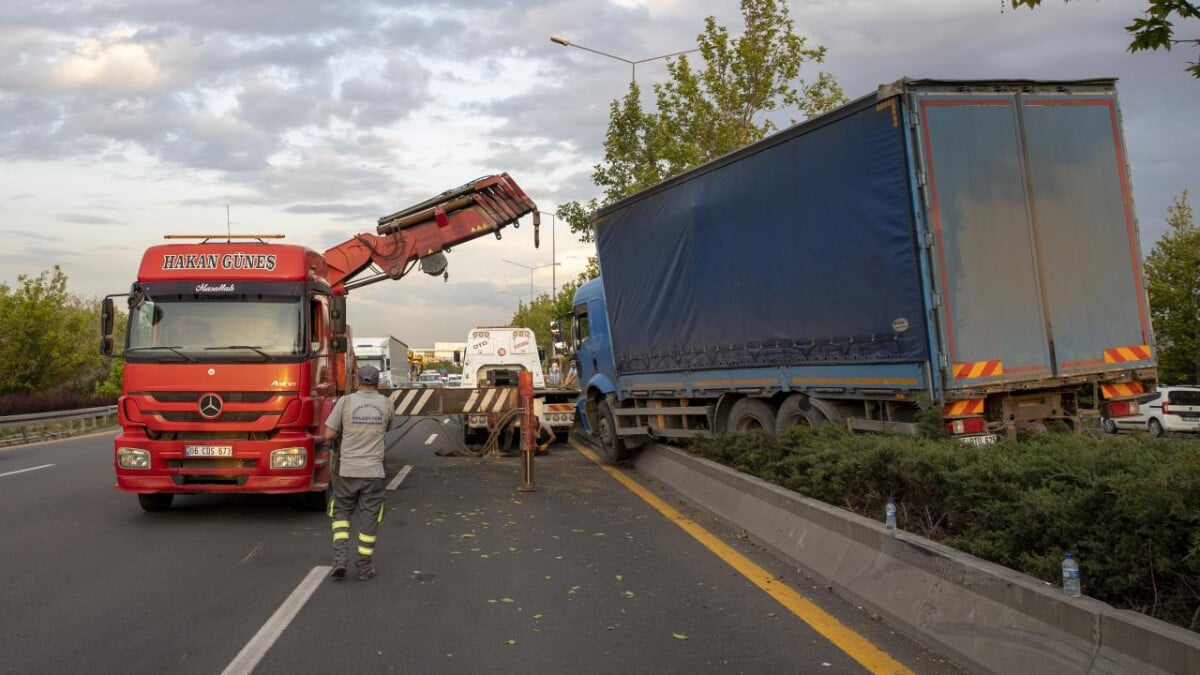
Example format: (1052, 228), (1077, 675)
(117, 447), (151, 469)
(270, 447), (307, 469)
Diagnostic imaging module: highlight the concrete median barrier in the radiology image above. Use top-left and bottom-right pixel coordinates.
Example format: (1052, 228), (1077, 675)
(632, 442), (1200, 675)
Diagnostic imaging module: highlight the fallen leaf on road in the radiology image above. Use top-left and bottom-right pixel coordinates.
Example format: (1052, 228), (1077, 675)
(672, 632), (688, 640)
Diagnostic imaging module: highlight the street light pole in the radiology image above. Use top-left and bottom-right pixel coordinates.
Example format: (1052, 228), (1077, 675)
(503, 259), (560, 302)
(550, 34), (700, 83)
(498, 289), (528, 311)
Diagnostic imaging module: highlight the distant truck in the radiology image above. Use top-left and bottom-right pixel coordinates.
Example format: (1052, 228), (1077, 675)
(353, 335), (410, 388)
(558, 78), (1157, 463)
(458, 326), (576, 444)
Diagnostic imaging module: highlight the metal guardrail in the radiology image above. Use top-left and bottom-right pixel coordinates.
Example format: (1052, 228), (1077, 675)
(0, 405), (118, 447)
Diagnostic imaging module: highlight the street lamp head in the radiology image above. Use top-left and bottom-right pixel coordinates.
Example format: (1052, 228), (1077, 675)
(550, 34), (570, 46)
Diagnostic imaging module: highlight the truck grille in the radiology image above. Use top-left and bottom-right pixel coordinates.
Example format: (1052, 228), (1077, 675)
(135, 391), (292, 403)
(171, 475), (249, 487)
(167, 459), (257, 470)
(158, 411), (274, 423)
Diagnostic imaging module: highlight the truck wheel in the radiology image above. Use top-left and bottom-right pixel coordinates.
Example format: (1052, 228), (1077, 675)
(727, 398), (776, 435)
(775, 394), (824, 435)
(1101, 417), (1117, 434)
(596, 400), (630, 464)
(137, 493), (174, 512)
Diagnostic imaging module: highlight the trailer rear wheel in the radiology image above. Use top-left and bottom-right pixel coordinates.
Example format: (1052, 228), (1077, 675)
(775, 394), (826, 435)
(727, 398), (776, 435)
(596, 400), (630, 464)
(137, 493), (174, 512)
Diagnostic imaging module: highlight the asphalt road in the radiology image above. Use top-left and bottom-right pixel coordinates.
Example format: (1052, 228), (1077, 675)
(0, 422), (964, 675)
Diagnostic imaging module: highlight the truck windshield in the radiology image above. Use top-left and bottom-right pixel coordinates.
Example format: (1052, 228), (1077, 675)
(357, 356), (384, 371)
(126, 295), (304, 362)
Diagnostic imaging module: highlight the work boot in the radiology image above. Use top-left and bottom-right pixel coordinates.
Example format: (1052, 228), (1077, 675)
(330, 564), (347, 579)
(356, 566), (376, 581)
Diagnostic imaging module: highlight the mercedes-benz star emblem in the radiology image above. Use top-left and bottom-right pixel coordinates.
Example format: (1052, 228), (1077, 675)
(198, 393), (223, 419)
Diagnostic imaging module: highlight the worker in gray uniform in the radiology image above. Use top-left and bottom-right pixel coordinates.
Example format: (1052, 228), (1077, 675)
(324, 364), (394, 580)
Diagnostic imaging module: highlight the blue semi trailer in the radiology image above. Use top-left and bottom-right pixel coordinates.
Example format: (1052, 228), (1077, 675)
(557, 78), (1157, 463)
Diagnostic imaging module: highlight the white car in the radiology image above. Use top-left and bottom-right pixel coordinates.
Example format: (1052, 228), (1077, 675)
(446, 374), (463, 388)
(417, 372), (445, 388)
(1104, 385), (1200, 436)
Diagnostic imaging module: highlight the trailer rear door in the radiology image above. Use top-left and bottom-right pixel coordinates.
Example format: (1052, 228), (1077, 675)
(914, 85), (1151, 391)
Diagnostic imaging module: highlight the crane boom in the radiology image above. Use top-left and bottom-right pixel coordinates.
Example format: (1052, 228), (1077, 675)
(323, 173), (540, 293)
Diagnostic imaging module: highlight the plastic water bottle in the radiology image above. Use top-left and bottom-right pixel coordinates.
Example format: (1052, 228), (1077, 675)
(885, 499), (897, 534)
(1062, 553), (1081, 597)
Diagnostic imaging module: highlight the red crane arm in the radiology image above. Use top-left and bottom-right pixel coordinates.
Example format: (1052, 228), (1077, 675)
(322, 173), (539, 293)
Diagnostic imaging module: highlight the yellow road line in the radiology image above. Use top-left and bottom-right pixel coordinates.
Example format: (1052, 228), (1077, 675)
(571, 439), (913, 675)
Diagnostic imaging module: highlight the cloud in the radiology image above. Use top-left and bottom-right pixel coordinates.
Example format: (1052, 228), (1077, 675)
(59, 214), (122, 225)
(0, 0), (1194, 345)
(1, 229), (60, 242)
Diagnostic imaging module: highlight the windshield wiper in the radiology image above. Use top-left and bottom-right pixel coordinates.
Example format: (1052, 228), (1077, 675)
(207, 345), (272, 360)
(125, 346), (197, 363)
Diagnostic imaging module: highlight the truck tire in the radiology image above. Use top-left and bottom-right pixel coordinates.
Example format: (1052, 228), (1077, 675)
(138, 493), (174, 512)
(727, 398), (776, 435)
(596, 400), (630, 464)
(775, 394), (824, 435)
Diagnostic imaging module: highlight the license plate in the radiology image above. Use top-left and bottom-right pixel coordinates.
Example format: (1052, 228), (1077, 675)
(959, 434), (999, 446)
(184, 445), (233, 457)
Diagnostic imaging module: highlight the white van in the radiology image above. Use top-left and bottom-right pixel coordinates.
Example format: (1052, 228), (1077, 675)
(1103, 385), (1200, 436)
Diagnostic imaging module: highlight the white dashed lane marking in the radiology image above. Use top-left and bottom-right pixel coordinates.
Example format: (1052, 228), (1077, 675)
(387, 465), (412, 491)
(0, 464), (55, 478)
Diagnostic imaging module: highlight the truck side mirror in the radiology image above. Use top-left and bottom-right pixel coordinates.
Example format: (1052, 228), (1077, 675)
(453, 350), (461, 365)
(330, 295), (347, 334)
(100, 336), (114, 357)
(331, 336), (348, 354)
(538, 347), (546, 362)
(101, 297), (115, 336)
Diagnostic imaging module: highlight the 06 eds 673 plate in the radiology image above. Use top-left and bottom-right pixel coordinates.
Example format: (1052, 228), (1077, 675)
(184, 445), (233, 457)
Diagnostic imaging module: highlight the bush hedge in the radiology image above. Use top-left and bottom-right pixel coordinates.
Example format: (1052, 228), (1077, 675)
(686, 426), (1200, 632)
(0, 390), (117, 416)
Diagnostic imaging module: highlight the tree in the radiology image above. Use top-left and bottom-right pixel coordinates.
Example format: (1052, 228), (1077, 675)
(1144, 191), (1200, 384)
(0, 266), (108, 396)
(560, 0), (846, 278)
(1011, 0), (1200, 78)
(510, 282), (580, 361)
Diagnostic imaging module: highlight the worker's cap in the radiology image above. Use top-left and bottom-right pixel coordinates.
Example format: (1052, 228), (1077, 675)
(357, 365), (381, 385)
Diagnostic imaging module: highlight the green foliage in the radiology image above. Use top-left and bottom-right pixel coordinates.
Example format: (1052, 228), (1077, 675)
(0, 266), (113, 397)
(1145, 191), (1200, 384)
(1011, 0), (1200, 78)
(510, 282), (580, 359)
(423, 359), (460, 375)
(560, 0), (846, 271)
(688, 427), (1200, 631)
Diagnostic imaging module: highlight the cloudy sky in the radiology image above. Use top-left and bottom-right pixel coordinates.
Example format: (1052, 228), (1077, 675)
(1, 0), (1196, 347)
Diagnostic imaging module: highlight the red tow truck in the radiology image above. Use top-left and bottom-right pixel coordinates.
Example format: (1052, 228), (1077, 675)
(100, 174), (539, 511)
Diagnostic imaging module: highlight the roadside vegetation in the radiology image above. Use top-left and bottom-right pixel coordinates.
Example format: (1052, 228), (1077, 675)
(0, 266), (122, 415)
(686, 426), (1200, 632)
